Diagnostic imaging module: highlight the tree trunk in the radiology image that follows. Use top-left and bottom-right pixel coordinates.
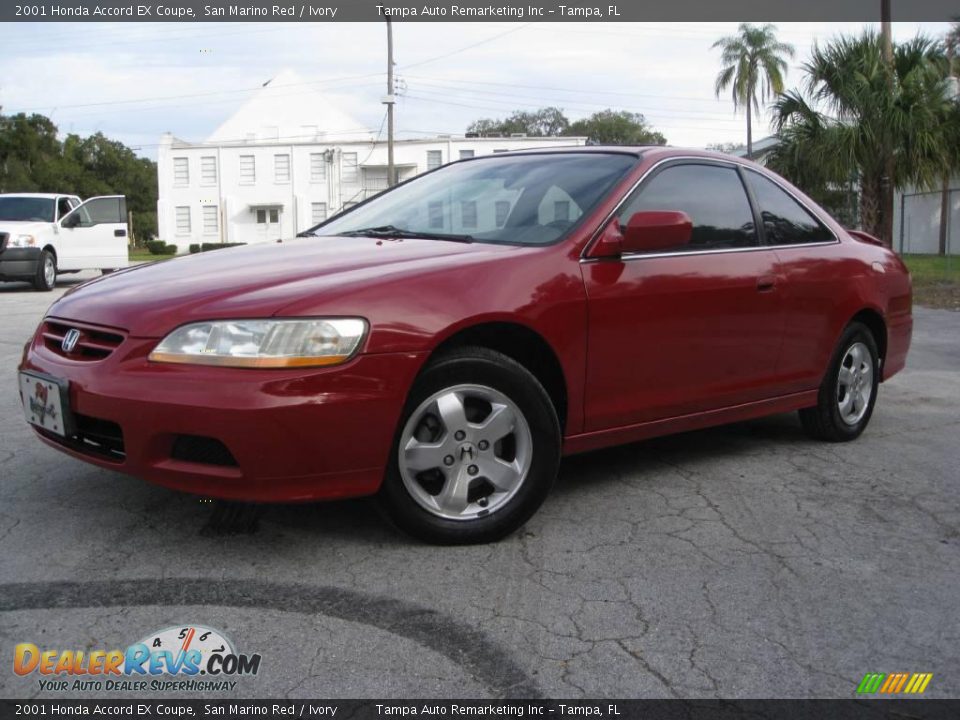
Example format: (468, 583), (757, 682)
(860, 174), (884, 241)
(746, 93), (753, 159)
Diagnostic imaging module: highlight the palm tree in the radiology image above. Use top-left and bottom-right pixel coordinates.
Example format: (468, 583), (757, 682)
(771, 32), (956, 245)
(713, 23), (795, 158)
(939, 19), (960, 254)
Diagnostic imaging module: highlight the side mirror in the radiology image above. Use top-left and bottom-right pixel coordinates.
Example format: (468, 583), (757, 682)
(621, 211), (693, 253)
(61, 213), (80, 229)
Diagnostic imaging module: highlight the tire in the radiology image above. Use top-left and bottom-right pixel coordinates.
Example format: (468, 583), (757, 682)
(799, 322), (880, 442)
(31, 250), (56, 291)
(101, 269), (116, 276)
(379, 346), (561, 545)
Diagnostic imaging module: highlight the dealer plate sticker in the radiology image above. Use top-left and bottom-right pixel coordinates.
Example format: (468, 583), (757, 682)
(19, 373), (67, 437)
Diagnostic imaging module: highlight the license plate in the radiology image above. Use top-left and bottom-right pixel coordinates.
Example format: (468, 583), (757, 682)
(19, 372), (70, 437)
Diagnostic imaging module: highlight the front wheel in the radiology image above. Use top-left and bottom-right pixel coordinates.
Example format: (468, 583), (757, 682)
(799, 322), (880, 442)
(379, 347), (561, 544)
(31, 250), (56, 291)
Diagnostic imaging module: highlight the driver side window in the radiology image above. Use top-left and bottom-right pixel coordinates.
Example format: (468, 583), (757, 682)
(618, 163), (758, 253)
(56, 197), (74, 220)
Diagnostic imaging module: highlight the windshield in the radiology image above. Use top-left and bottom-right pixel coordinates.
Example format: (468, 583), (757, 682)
(309, 152), (638, 246)
(0, 197), (56, 223)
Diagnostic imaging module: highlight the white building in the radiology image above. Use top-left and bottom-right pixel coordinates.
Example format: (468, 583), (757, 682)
(157, 69), (587, 250)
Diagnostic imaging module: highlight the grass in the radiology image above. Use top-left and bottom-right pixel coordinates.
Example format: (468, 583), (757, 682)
(902, 254), (960, 310)
(128, 248), (171, 263)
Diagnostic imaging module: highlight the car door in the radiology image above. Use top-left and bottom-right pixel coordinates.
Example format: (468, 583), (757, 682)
(741, 168), (846, 394)
(581, 160), (786, 431)
(57, 196), (128, 271)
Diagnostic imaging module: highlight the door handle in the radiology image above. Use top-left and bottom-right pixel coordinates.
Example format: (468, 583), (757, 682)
(756, 276), (776, 292)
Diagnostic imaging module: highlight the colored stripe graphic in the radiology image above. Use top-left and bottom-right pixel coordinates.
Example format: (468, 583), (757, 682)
(857, 672), (932, 694)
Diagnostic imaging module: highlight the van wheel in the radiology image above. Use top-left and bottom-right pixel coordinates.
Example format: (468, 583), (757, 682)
(799, 322), (880, 442)
(32, 250), (57, 291)
(379, 346), (561, 545)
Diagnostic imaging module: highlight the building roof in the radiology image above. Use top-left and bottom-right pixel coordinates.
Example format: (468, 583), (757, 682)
(206, 68), (373, 144)
(731, 136), (780, 159)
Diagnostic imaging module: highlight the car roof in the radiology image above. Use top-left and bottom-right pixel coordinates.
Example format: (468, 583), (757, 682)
(466, 145), (762, 166)
(0, 193), (74, 199)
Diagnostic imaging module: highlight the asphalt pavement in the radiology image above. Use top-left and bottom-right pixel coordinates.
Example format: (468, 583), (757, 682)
(1, 272), (957, 699)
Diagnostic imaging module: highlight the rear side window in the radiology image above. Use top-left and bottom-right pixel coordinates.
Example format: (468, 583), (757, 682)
(745, 170), (834, 245)
(618, 163), (757, 252)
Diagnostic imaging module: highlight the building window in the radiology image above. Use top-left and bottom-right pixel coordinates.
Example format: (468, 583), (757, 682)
(239, 155), (255, 184)
(459, 149), (475, 160)
(461, 201), (477, 229)
(426, 150), (442, 170)
(428, 201), (444, 229)
(554, 201), (570, 222)
(175, 206), (191, 234)
(200, 156), (217, 185)
(363, 167), (388, 191)
(256, 208), (279, 224)
(342, 153), (358, 184)
(495, 201), (511, 227)
(311, 202), (327, 224)
(274, 154), (290, 183)
(202, 205), (218, 235)
(173, 157), (189, 186)
(310, 153), (326, 182)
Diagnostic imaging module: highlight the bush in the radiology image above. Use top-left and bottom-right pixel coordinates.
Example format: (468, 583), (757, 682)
(145, 240), (177, 255)
(199, 242), (245, 253)
(189, 244), (201, 254)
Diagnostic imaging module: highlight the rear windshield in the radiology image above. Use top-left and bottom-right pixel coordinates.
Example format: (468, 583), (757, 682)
(310, 153), (638, 246)
(0, 197), (55, 223)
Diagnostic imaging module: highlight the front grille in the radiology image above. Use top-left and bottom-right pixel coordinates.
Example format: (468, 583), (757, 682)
(41, 319), (125, 361)
(38, 413), (125, 463)
(171, 435), (238, 467)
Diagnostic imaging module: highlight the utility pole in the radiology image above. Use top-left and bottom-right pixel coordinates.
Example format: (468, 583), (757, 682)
(880, 0), (893, 63)
(384, 18), (396, 188)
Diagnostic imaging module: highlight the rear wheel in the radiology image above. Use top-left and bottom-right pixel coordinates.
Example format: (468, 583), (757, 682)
(32, 250), (56, 291)
(799, 322), (880, 442)
(379, 346), (561, 544)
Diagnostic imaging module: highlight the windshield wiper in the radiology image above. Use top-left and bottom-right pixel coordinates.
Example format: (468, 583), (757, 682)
(334, 225), (473, 243)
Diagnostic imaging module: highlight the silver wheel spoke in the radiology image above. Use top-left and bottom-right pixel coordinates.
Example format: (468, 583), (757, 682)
(478, 403), (515, 442)
(838, 366), (854, 386)
(436, 465), (472, 515)
(483, 457), (523, 492)
(436, 392), (468, 433)
(403, 438), (447, 472)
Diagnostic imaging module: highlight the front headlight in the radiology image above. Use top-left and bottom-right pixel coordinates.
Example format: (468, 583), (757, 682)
(148, 318), (368, 368)
(9, 234), (37, 248)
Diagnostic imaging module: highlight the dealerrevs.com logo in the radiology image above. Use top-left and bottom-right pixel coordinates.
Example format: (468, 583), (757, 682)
(14, 625), (262, 693)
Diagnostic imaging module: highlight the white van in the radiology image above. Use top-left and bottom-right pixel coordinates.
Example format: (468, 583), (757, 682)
(0, 193), (129, 291)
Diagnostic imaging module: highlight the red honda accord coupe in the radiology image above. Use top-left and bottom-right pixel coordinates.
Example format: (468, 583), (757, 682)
(18, 147), (912, 544)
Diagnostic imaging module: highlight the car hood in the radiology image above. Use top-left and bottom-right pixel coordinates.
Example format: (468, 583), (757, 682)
(48, 235), (525, 337)
(0, 220), (48, 238)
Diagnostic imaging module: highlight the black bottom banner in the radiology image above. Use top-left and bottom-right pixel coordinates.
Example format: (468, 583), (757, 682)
(2, 700), (960, 720)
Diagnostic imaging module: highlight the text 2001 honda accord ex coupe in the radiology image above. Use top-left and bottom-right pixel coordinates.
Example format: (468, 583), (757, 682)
(18, 148), (912, 544)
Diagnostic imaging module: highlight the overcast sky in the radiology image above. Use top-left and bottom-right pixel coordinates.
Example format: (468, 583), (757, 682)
(0, 21), (952, 158)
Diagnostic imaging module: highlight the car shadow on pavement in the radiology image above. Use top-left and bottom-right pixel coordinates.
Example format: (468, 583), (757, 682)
(0, 277), (89, 293)
(195, 413), (808, 543)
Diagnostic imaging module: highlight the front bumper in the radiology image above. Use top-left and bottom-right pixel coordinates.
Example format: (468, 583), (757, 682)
(19, 320), (426, 502)
(0, 247), (41, 280)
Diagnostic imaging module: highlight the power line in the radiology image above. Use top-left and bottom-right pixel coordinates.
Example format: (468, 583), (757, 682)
(398, 23), (533, 70)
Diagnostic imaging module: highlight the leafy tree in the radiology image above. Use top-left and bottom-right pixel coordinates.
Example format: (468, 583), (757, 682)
(769, 32), (957, 244)
(713, 23), (795, 158)
(467, 107), (569, 137)
(0, 112), (158, 241)
(565, 110), (666, 145)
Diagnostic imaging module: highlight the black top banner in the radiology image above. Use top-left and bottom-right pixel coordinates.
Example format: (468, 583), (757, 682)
(1, 0), (957, 22)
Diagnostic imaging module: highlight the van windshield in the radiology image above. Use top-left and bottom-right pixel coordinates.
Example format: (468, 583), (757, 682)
(0, 197), (56, 223)
(308, 152), (638, 246)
